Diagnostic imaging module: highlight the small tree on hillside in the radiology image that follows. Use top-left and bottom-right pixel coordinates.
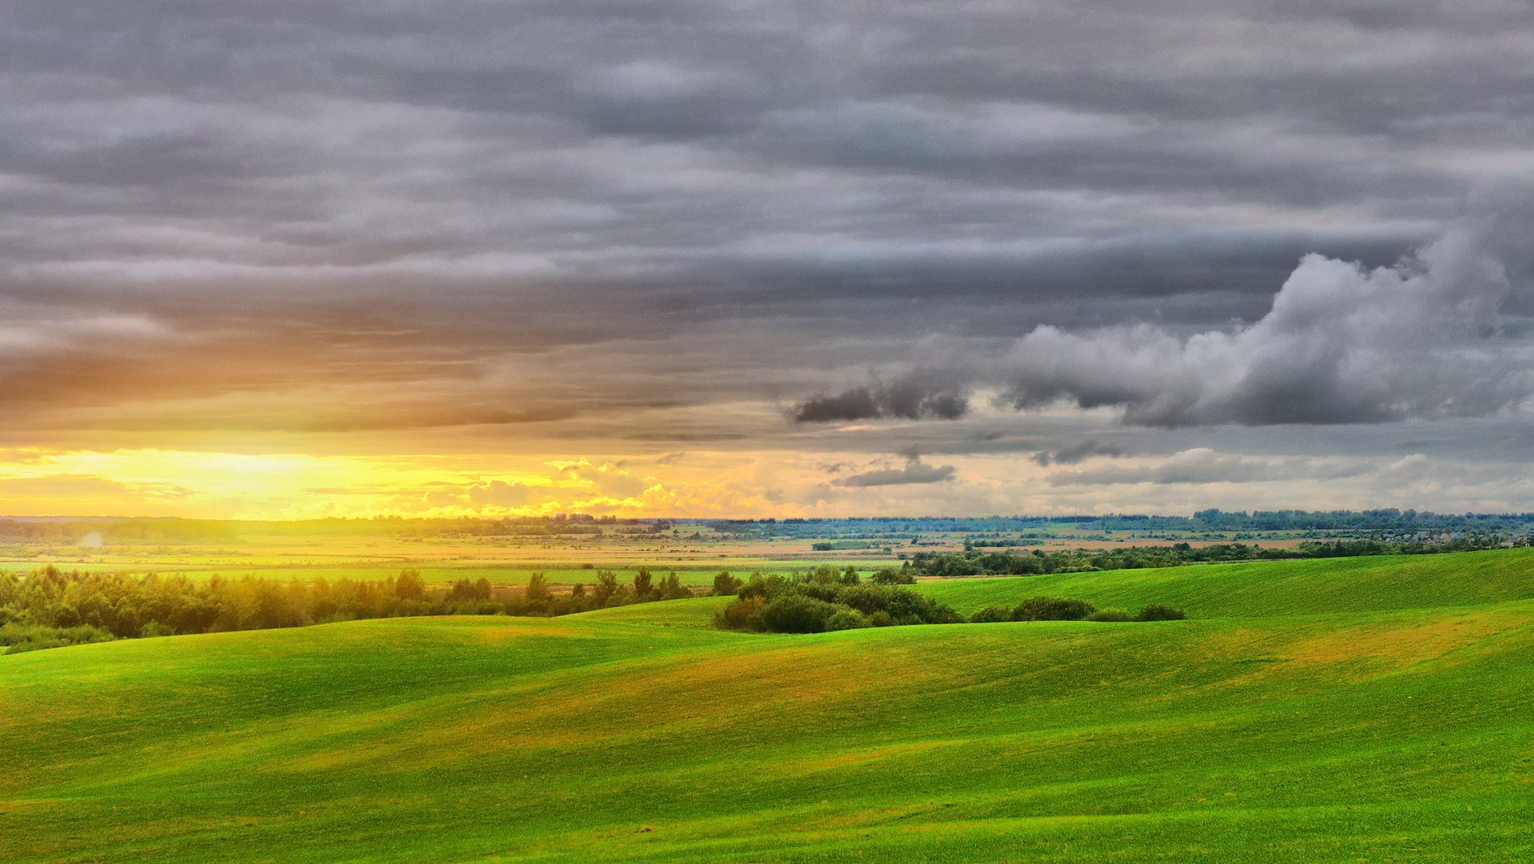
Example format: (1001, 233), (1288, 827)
(657, 571), (689, 600)
(633, 568), (654, 600)
(524, 573), (551, 611)
(711, 571), (743, 596)
(394, 570), (426, 601)
(593, 570), (619, 605)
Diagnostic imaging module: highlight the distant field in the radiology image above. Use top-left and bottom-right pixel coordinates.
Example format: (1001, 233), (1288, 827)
(4, 549), (1533, 861)
(0, 532), (897, 586)
(0, 522), (1363, 587)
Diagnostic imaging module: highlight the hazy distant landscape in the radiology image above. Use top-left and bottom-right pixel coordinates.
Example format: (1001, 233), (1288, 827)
(5, 509), (1532, 650)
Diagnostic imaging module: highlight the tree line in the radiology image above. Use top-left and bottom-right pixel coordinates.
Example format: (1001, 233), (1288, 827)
(907, 537), (1519, 578)
(708, 510), (1534, 539)
(0, 566), (711, 654)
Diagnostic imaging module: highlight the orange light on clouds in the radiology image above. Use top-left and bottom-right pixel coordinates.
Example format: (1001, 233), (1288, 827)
(0, 447), (801, 520)
(0, 448), (548, 519)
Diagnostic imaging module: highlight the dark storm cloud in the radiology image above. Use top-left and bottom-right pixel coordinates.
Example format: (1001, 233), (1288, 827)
(793, 371), (968, 423)
(2, 0), (1533, 443)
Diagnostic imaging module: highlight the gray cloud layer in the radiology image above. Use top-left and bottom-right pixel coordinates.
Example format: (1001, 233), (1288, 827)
(793, 371), (968, 423)
(836, 454), (957, 487)
(1032, 439), (1127, 467)
(2, 1), (1533, 458)
(1044, 447), (1373, 487)
(793, 199), (1534, 431)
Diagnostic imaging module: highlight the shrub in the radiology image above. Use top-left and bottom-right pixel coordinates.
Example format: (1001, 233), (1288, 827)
(1, 623), (114, 654)
(1085, 608), (1133, 622)
(870, 568), (916, 585)
(715, 569), (958, 633)
(823, 609), (871, 631)
(738, 573), (788, 601)
(759, 594), (842, 634)
(139, 621), (176, 638)
(715, 596), (763, 630)
(808, 565), (842, 584)
(968, 605), (1013, 624)
(711, 571), (743, 596)
(1012, 596), (1097, 621)
(1135, 603), (1187, 621)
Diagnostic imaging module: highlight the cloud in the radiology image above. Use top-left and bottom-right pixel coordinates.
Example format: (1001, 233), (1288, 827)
(0, 448), (57, 466)
(0, 474), (197, 514)
(1000, 201), (1534, 427)
(466, 480), (536, 509)
(0, 312), (168, 356)
(1032, 439), (1126, 466)
(424, 479), (538, 510)
(793, 371), (968, 424)
(836, 453), (957, 487)
(1045, 448), (1368, 486)
(555, 460), (654, 499)
(4, 0), (1534, 513)
(1047, 449), (1277, 486)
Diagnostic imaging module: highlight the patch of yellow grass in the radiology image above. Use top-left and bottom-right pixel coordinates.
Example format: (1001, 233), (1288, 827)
(1212, 609), (1534, 687)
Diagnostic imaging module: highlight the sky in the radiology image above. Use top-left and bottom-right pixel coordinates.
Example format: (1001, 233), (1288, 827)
(2, 0), (1534, 519)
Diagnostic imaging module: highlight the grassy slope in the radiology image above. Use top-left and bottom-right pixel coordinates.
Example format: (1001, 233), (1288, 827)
(919, 548), (1534, 617)
(2, 553), (1533, 863)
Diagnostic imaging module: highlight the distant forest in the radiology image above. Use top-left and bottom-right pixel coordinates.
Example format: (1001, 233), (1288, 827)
(4, 508), (1534, 544)
(708, 509), (1534, 541)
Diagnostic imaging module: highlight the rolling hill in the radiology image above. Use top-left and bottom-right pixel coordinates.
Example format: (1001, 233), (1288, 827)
(3, 551), (1533, 862)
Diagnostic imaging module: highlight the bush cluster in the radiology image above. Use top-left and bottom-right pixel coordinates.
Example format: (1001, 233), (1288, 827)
(716, 565), (959, 633)
(966, 596), (1186, 624)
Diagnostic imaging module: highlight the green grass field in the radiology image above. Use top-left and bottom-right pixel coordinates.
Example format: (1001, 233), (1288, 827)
(0, 530), (904, 588)
(920, 548), (1534, 617)
(4, 551), (1533, 862)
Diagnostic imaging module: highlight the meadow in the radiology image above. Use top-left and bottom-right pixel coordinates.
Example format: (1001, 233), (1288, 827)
(3, 549), (1533, 862)
(0, 529), (889, 587)
(0, 514), (1391, 587)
